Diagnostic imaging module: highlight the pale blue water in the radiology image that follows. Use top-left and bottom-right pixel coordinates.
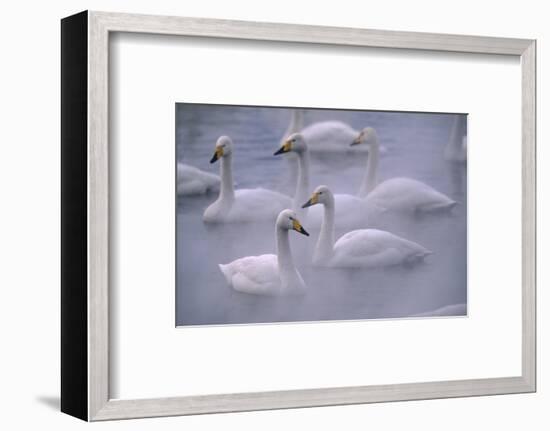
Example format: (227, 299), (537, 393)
(176, 104), (467, 326)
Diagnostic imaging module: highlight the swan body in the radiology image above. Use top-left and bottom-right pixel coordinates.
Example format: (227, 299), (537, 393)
(303, 186), (431, 267)
(306, 193), (367, 229)
(203, 136), (292, 223)
(330, 229), (431, 268)
(302, 121), (364, 152)
(444, 115), (467, 162)
(280, 110), (304, 196)
(365, 177), (457, 213)
(219, 209), (309, 295)
(301, 120), (388, 153)
(353, 127), (456, 213)
(280, 110), (388, 153)
(274, 133), (369, 229)
(177, 163), (220, 196)
(413, 303), (467, 317)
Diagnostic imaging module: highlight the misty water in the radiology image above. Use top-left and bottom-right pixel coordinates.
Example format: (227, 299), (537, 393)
(176, 105), (467, 326)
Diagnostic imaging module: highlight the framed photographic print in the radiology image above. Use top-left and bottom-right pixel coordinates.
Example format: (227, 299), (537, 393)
(61, 11), (536, 421)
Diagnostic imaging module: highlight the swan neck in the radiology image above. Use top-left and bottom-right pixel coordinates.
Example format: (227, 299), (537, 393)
(450, 116), (465, 150)
(276, 226), (296, 272)
(315, 201), (335, 263)
(293, 150), (310, 211)
(219, 154), (235, 202)
(358, 138), (379, 198)
(290, 110), (304, 133)
(281, 110), (304, 145)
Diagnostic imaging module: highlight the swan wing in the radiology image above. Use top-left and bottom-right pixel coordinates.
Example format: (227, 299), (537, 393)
(367, 178), (455, 212)
(413, 303), (467, 317)
(332, 229), (430, 267)
(306, 194), (368, 229)
(227, 188), (292, 221)
(300, 121), (387, 153)
(220, 254), (282, 295)
(177, 163), (220, 195)
(301, 121), (363, 152)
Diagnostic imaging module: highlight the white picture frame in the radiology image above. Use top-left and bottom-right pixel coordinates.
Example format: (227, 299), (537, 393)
(61, 10), (536, 421)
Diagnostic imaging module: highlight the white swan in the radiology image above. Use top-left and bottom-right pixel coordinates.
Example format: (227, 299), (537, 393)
(413, 303), (467, 317)
(280, 112), (388, 193)
(176, 163), (221, 196)
(444, 115), (467, 162)
(352, 127), (457, 213)
(279, 110), (304, 196)
(219, 209), (309, 295)
(274, 133), (368, 229)
(203, 136), (292, 223)
(298, 117), (388, 153)
(280, 109), (304, 145)
(301, 120), (371, 153)
(302, 185), (432, 267)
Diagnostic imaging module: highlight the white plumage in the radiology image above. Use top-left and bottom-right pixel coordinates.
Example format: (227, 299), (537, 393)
(303, 185), (431, 268)
(219, 209), (309, 295)
(413, 303), (467, 317)
(203, 136), (292, 223)
(353, 127), (457, 214)
(220, 255), (286, 295)
(444, 115), (467, 162)
(274, 132), (369, 229)
(365, 177), (457, 214)
(306, 193), (367, 229)
(301, 120), (365, 152)
(330, 228), (431, 268)
(204, 188), (293, 223)
(176, 163), (220, 196)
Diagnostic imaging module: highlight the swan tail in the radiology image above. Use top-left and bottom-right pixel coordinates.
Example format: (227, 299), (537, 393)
(218, 263), (233, 286)
(420, 200), (457, 213)
(419, 249), (433, 260)
(405, 248), (432, 265)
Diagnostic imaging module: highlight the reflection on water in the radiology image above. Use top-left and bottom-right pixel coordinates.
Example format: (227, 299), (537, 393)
(176, 105), (467, 326)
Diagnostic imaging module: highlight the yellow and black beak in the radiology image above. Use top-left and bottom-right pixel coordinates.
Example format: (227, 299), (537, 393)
(301, 192), (319, 208)
(274, 140), (292, 156)
(292, 219), (309, 236)
(210, 147), (224, 163)
(350, 134), (362, 146)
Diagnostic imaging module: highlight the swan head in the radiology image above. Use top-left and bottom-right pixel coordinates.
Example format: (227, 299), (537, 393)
(273, 132), (307, 156)
(351, 127), (378, 147)
(210, 136), (233, 163)
(277, 209), (309, 236)
(301, 185), (333, 208)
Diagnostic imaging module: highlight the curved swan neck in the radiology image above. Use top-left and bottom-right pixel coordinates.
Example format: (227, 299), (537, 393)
(293, 150), (310, 211)
(314, 200), (335, 263)
(358, 137), (379, 198)
(276, 226), (296, 272)
(219, 153), (235, 202)
(290, 110), (304, 133)
(446, 116), (466, 158)
(450, 117), (460, 146)
(281, 110), (304, 144)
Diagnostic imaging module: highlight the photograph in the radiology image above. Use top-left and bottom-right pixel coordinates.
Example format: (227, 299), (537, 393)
(176, 104), (467, 326)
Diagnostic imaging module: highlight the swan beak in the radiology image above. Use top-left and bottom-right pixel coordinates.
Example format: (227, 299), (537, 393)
(210, 147), (224, 163)
(301, 192), (319, 208)
(350, 135), (362, 146)
(292, 219), (309, 236)
(274, 141), (292, 156)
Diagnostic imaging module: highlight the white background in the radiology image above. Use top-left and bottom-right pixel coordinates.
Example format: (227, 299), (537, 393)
(0, 0), (546, 429)
(111, 34), (521, 399)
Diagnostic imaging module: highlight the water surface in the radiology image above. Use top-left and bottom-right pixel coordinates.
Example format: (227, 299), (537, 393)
(176, 104), (467, 326)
